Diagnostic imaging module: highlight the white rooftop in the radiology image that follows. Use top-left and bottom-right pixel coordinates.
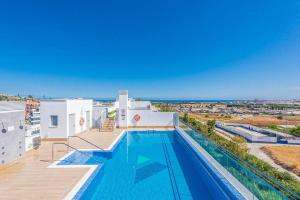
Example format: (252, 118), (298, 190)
(0, 101), (25, 112)
(41, 98), (91, 102)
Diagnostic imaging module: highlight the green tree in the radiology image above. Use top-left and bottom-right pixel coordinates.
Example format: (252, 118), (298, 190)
(183, 113), (189, 122)
(232, 136), (248, 157)
(268, 124), (279, 131)
(289, 126), (300, 136)
(207, 119), (216, 134)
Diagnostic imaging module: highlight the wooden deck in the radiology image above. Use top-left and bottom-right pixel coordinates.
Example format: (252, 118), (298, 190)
(0, 128), (123, 200)
(0, 127), (174, 200)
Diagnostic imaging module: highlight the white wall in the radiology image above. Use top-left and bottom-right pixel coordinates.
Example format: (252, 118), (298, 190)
(118, 91), (128, 127)
(0, 110), (25, 165)
(114, 101), (119, 109)
(127, 110), (177, 127)
(66, 99), (93, 136)
(116, 90), (178, 128)
(129, 101), (151, 109)
(40, 101), (67, 138)
(40, 99), (92, 138)
(287, 137), (300, 144)
(107, 106), (115, 113)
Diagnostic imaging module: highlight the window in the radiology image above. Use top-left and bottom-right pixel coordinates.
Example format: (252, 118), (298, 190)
(50, 115), (58, 127)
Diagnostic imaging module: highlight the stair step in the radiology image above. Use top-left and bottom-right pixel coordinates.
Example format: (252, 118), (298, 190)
(99, 118), (114, 132)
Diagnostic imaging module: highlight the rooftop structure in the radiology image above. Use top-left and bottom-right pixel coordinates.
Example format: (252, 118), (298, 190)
(40, 99), (93, 138)
(0, 101), (25, 112)
(216, 123), (278, 143)
(215, 123), (300, 144)
(116, 90), (178, 128)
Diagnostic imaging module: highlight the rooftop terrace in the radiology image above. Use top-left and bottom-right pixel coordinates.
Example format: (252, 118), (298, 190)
(0, 127), (176, 200)
(0, 129), (123, 200)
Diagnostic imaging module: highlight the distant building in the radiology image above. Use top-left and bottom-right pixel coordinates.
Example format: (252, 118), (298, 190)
(0, 102), (25, 165)
(25, 100), (41, 151)
(25, 109), (41, 151)
(216, 123), (278, 143)
(25, 99), (40, 112)
(40, 99), (93, 138)
(28, 108), (41, 125)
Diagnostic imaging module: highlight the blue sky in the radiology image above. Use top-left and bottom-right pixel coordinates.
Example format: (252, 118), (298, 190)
(0, 0), (300, 99)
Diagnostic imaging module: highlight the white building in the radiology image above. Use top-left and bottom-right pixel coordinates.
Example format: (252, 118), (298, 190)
(40, 99), (93, 139)
(216, 123), (278, 143)
(0, 102), (25, 165)
(116, 90), (178, 128)
(25, 108), (41, 151)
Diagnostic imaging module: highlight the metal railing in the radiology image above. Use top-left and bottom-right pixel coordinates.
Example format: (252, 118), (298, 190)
(51, 142), (101, 164)
(52, 142), (86, 160)
(67, 135), (104, 151)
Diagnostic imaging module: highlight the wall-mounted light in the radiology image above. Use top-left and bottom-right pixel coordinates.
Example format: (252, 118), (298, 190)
(1, 122), (6, 133)
(19, 120), (24, 130)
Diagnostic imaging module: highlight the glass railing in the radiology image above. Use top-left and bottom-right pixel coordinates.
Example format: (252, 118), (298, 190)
(179, 121), (299, 200)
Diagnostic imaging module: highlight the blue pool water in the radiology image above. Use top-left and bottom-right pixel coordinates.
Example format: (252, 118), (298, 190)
(60, 130), (244, 200)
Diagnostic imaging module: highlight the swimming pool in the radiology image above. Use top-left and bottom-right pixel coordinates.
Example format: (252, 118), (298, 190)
(59, 130), (246, 200)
